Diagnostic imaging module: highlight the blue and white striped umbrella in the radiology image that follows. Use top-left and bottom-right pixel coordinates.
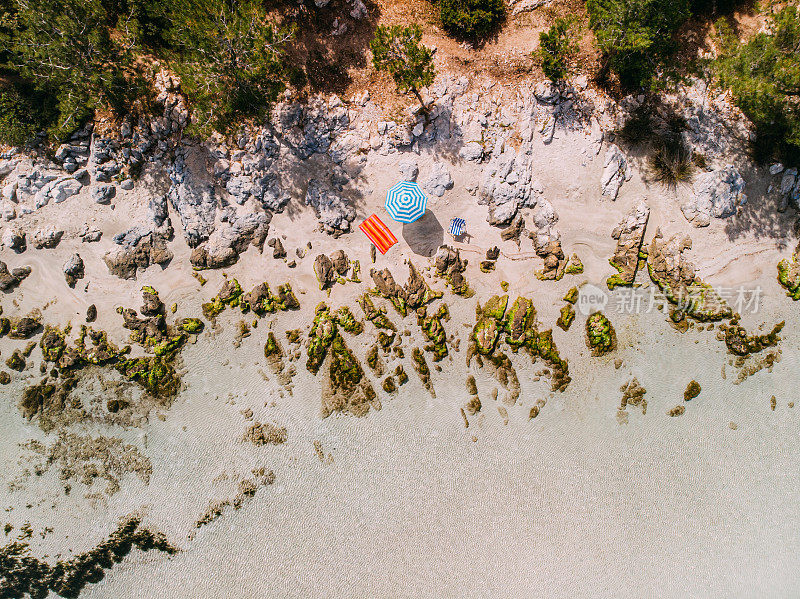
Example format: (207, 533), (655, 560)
(385, 181), (428, 224)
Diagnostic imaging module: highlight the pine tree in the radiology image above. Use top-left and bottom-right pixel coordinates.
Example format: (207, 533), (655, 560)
(370, 24), (436, 110)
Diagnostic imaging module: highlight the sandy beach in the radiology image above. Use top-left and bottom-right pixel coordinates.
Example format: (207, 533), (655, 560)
(1, 21), (800, 596)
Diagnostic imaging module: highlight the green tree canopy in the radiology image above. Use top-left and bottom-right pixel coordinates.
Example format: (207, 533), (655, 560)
(0, 0), (140, 141)
(715, 6), (800, 159)
(586, 0), (690, 88)
(536, 16), (579, 82)
(165, 0), (294, 135)
(370, 24), (436, 109)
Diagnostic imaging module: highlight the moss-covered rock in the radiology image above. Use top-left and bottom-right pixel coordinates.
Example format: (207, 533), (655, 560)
(394, 364), (408, 385)
(412, 347), (434, 396)
(5, 349), (25, 371)
(563, 287), (578, 304)
(357, 294), (396, 331)
(153, 334), (186, 358)
(418, 304), (450, 361)
(334, 306), (363, 335)
(503, 296), (535, 349)
(556, 304), (575, 331)
(116, 356), (180, 398)
(0, 371), (9, 384)
(264, 331), (283, 359)
(382, 376), (397, 393)
(40, 326), (67, 362)
(306, 303), (338, 375)
(177, 318), (204, 334)
(585, 312), (616, 356)
(777, 252), (800, 300)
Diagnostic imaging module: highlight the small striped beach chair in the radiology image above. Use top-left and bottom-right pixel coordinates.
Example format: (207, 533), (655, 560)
(449, 217), (466, 239)
(359, 214), (397, 255)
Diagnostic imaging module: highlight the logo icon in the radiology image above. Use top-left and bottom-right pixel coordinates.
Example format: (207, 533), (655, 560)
(577, 284), (609, 315)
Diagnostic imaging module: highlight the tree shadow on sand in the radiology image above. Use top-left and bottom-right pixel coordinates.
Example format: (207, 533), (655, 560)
(283, 0), (381, 96)
(722, 161), (797, 250)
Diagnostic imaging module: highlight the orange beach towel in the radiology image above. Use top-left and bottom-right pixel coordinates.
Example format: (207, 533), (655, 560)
(359, 214), (397, 254)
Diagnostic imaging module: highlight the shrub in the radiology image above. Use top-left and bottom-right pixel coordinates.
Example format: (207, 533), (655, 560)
(714, 6), (800, 161)
(439, 0), (506, 41)
(0, 87), (37, 147)
(648, 137), (694, 187)
(536, 17), (579, 82)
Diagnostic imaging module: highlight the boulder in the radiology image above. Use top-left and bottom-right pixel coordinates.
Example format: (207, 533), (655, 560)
(32, 228), (64, 249)
(330, 249), (350, 275)
(399, 160), (419, 182)
(0, 261), (30, 291)
(103, 235), (173, 279)
(682, 165), (746, 227)
(34, 176), (82, 207)
(608, 201), (649, 287)
(92, 184), (116, 204)
(2, 226), (25, 251)
(63, 253), (85, 287)
(423, 162), (453, 197)
(314, 254), (335, 290)
(305, 180), (356, 235)
(459, 142), (484, 162)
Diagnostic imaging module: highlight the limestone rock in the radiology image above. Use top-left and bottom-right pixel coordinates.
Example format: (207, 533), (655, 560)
(682, 165), (746, 227)
(608, 201), (649, 288)
(63, 253), (85, 287)
(32, 228), (64, 249)
(600, 144), (631, 200)
(423, 162), (453, 197)
(0, 261), (30, 291)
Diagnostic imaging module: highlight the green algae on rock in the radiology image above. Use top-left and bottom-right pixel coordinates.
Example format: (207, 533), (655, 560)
(177, 318), (204, 334)
(418, 304), (450, 361)
(357, 294), (397, 331)
(5, 349), (25, 371)
(556, 303), (575, 331)
(563, 287), (579, 304)
(334, 306), (363, 335)
(370, 262), (443, 317)
(412, 347), (435, 397)
(433, 245), (471, 296)
(323, 334), (378, 417)
(646, 229), (732, 322)
(585, 312), (616, 356)
(40, 326), (67, 362)
(777, 247), (800, 300)
(264, 331), (283, 359)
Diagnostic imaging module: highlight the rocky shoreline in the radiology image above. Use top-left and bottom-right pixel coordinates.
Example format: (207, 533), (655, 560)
(1, 66), (799, 598)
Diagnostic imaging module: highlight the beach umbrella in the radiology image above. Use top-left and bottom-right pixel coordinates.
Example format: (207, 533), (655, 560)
(385, 181), (428, 223)
(359, 214), (397, 255)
